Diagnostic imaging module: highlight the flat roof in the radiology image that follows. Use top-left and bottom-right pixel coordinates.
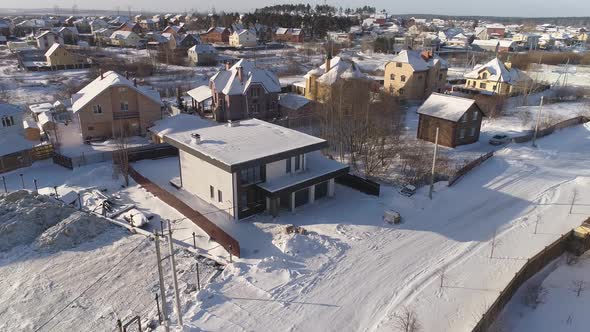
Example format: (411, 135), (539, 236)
(165, 118), (327, 171)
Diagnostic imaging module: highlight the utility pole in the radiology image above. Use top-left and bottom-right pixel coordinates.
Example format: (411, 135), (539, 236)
(154, 233), (170, 332)
(167, 221), (183, 327)
(429, 127), (439, 200)
(532, 96), (544, 148)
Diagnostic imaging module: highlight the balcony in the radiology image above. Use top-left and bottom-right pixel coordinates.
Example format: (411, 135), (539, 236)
(113, 111), (140, 120)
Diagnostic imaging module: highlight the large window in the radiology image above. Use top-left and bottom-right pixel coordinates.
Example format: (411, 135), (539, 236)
(479, 83), (487, 89)
(472, 110), (478, 121)
(1, 116), (15, 127)
(390, 74), (395, 80)
(459, 128), (466, 139)
(396, 62), (402, 68)
(240, 166), (262, 185)
(400, 75), (406, 82)
(286, 158), (291, 173)
(217, 190), (222, 203)
(92, 105), (102, 114)
(469, 127), (476, 137)
(294, 154), (304, 171)
(210, 185), (214, 198)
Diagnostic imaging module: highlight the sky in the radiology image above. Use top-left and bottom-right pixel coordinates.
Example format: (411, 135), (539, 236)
(0, 0), (589, 17)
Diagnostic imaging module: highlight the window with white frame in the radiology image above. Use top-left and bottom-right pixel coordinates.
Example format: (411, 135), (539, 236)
(462, 114), (467, 123)
(92, 105), (102, 114)
(1, 116), (15, 127)
(459, 128), (466, 139)
(472, 110), (478, 121)
(469, 127), (476, 137)
(120, 101), (129, 111)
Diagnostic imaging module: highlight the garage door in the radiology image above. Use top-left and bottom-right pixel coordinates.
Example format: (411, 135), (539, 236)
(294, 188), (309, 208)
(315, 181), (328, 200)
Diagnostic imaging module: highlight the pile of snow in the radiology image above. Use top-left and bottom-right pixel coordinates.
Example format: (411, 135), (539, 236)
(0, 190), (114, 252)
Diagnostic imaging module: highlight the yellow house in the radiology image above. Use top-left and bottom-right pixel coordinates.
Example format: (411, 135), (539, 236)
(45, 43), (88, 69)
(384, 50), (448, 100)
(229, 29), (257, 48)
(463, 58), (533, 95)
(304, 53), (368, 102)
(109, 31), (142, 47)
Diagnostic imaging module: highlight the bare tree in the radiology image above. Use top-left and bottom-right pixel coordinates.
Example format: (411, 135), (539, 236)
(393, 306), (422, 332)
(571, 280), (585, 297)
(113, 123), (131, 186)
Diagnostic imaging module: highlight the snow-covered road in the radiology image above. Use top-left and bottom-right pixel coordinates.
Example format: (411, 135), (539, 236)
(183, 123), (590, 332)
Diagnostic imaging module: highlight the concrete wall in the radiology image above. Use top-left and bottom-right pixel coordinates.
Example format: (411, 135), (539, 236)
(179, 150), (236, 218)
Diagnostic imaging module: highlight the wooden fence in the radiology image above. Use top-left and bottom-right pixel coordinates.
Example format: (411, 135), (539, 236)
(448, 151), (494, 187)
(335, 173), (380, 196)
(472, 231), (573, 332)
(0, 144), (54, 174)
(128, 166), (241, 257)
(511, 116), (589, 144)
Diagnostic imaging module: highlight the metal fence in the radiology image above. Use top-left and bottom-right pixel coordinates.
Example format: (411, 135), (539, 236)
(472, 231), (573, 332)
(335, 173), (380, 196)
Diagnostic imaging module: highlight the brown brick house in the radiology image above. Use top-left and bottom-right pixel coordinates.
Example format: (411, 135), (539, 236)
(200, 27), (230, 44)
(71, 71), (162, 140)
(273, 27), (304, 43)
(209, 59), (281, 122)
(417, 93), (484, 148)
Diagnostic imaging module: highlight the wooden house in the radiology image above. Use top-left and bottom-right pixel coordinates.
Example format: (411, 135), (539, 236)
(416, 93), (484, 148)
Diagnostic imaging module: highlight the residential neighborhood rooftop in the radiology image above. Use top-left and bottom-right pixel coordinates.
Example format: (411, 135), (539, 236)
(165, 118), (327, 167)
(417, 93), (477, 122)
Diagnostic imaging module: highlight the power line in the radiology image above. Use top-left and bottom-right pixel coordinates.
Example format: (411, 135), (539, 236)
(34, 237), (150, 332)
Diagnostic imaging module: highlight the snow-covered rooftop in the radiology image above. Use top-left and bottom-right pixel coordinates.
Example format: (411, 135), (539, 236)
(210, 59), (280, 96)
(44, 43), (63, 57)
(149, 114), (213, 138)
(187, 85), (213, 103)
(0, 102), (23, 117)
(464, 58), (530, 84)
(417, 93), (477, 122)
(279, 93), (311, 110)
(29, 102), (54, 114)
(165, 118), (326, 168)
(390, 50), (448, 72)
(71, 71), (161, 113)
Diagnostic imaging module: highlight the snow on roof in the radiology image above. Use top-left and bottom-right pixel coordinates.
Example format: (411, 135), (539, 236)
(417, 93), (477, 122)
(165, 118), (326, 167)
(305, 56), (342, 78)
(149, 113), (213, 138)
(391, 50), (429, 71)
(279, 93), (311, 110)
(276, 27), (288, 35)
(72, 71), (161, 113)
(44, 43), (63, 57)
(0, 133), (35, 156)
(187, 85), (212, 103)
(189, 44), (216, 53)
(110, 30), (136, 39)
(29, 102), (54, 114)
(464, 58), (529, 84)
(0, 103), (23, 117)
(210, 59), (280, 96)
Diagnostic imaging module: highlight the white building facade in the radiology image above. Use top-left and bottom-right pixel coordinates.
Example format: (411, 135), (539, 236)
(166, 119), (348, 219)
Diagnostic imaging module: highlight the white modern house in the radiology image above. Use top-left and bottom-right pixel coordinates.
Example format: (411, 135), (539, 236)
(165, 118), (349, 219)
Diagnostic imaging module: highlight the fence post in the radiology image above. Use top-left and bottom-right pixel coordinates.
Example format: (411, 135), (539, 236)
(34, 179), (38, 193)
(196, 262), (201, 291)
(19, 174), (24, 189)
(117, 319), (123, 332)
(192, 232), (196, 249)
(155, 293), (162, 323)
(2, 176), (7, 193)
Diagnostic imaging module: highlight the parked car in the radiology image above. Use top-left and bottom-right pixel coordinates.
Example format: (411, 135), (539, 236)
(400, 184), (416, 197)
(489, 134), (510, 146)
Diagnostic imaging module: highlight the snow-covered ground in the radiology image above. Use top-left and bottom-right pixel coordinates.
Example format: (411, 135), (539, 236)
(526, 64), (590, 88)
(167, 123), (590, 331)
(0, 190), (222, 331)
(495, 252), (590, 332)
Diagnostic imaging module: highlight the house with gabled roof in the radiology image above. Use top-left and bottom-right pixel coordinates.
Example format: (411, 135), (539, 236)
(273, 27), (304, 43)
(417, 93), (484, 147)
(304, 53), (368, 102)
(463, 58), (533, 96)
(165, 118), (349, 219)
(209, 59), (281, 122)
(36, 31), (63, 50)
(44, 43), (89, 69)
(71, 71), (162, 140)
(229, 29), (257, 48)
(384, 50), (448, 100)
(109, 30), (142, 48)
(200, 27), (230, 44)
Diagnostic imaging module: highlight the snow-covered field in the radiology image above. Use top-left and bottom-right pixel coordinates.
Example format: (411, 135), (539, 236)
(168, 123), (590, 331)
(0, 190), (222, 331)
(496, 252), (590, 332)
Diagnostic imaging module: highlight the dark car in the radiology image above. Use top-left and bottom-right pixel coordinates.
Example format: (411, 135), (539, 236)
(489, 134), (510, 146)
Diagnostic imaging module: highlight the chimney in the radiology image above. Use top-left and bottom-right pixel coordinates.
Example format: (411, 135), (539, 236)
(237, 66), (243, 82)
(133, 78), (137, 87)
(99, 68), (103, 79)
(325, 51), (332, 71)
(225, 62), (231, 70)
(227, 120), (240, 127)
(190, 133), (201, 144)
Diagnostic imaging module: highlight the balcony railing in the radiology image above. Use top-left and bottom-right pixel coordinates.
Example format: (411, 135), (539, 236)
(113, 111), (140, 120)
